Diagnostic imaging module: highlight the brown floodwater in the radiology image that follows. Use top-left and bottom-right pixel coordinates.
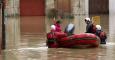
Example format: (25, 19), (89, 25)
(2, 42), (115, 60)
(2, 31), (115, 60)
(1, 14), (115, 60)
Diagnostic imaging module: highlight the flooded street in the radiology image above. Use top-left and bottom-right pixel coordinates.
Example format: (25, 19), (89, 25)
(0, 0), (115, 60)
(1, 0), (115, 60)
(1, 16), (115, 60)
(2, 43), (115, 60)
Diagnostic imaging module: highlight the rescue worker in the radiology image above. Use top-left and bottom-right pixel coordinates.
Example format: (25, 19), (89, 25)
(95, 25), (107, 44)
(84, 18), (96, 34)
(47, 17), (62, 48)
(54, 20), (62, 32)
(50, 25), (56, 32)
(52, 17), (62, 32)
(64, 23), (75, 36)
(46, 25), (58, 48)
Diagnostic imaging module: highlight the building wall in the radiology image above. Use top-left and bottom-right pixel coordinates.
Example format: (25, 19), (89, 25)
(89, 0), (109, 14)
(72, 0), (88, 34)
(109, 0), (115, 42)
(0, 4), (2, 51)
(45, 0), (55, 33)
(4, 0), (20, 49)
(89, 0), (109, 35)
(20, 0), (45, 16)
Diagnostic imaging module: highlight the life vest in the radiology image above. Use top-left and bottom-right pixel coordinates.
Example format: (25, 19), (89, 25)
(54, 23), (62, 32)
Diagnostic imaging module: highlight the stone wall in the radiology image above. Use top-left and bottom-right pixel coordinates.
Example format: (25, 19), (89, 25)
(5, 0), (20, 49)
(71, 0), (89, 34)
(109, 0), (115, 42)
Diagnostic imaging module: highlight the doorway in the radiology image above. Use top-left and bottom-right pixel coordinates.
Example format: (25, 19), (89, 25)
(89, 0), (109, 34)
(20, 0), (45, 35)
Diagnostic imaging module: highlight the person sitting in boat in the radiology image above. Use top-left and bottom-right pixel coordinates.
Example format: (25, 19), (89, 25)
(64, 23), (75, 36)
(95, 25), (107, 44)
(84, 18), (96, 34)
(53, 17), (62, 32)
(50, 25), (56, 32)
(54, 20), (62, 32)
(47, 25), (58, 48)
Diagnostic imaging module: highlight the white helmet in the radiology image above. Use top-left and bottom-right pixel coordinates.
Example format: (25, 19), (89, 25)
(96, 25), (101, 30)
(51, 25), (56, 30)
(85, 18), (91, 21)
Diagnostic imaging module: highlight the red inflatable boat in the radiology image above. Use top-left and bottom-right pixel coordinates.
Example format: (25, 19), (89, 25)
(47, 32), (100, 48)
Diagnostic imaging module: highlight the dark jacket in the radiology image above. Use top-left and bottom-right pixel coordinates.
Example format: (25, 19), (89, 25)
(86, 23), (96, 33)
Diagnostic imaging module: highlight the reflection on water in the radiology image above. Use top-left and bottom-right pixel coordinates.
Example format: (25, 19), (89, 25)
(2, 31), (115, 60)
(2, 14), (115, 60)
(1, 43), (115, 60)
